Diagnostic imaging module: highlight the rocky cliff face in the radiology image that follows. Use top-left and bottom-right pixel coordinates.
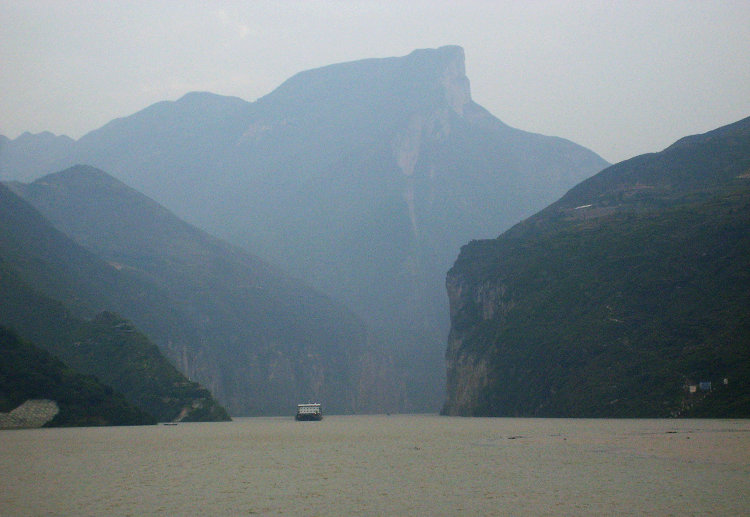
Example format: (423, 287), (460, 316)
(442, 264), (514, 415)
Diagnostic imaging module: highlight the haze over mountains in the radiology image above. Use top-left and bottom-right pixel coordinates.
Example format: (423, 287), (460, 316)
(0, 181), (229, 423)
(1, 46), (608, 411)
(2, 46), (747, 419)
(6, 166), (394, 416)
(443, 116), (750, 417)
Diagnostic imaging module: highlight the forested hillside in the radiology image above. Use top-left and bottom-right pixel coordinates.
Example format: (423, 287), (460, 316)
(0, 327), (156, 427)
(444, 116), (750, 417)
(0, 182), (229, 421)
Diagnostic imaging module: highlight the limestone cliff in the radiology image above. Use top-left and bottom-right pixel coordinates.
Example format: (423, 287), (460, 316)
(442, 262), (513, 415)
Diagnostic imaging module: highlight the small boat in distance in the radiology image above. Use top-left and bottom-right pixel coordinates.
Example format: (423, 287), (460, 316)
(295, 403), (323, 421)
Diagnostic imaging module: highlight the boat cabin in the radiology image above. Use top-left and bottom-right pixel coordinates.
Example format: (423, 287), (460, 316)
(295, 403), (323, 421)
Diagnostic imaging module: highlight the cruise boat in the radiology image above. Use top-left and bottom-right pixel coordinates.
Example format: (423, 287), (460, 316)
(295, 403), (323, 421)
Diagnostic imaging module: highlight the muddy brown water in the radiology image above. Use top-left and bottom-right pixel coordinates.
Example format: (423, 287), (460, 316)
(1, 414), (748, 515)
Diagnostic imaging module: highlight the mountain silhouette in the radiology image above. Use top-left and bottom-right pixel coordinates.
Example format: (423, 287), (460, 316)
(1, 46), (608, 410)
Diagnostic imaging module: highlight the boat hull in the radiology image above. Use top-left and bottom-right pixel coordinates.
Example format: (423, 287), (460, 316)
(295, 413), (323, 421)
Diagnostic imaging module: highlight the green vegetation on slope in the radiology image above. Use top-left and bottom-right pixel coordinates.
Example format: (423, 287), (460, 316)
(0, 260), (229, 422)
(444, 116), (750, 417)
(0, 326), (156, 427)
(450, 188), (750, 417)
(67, 311), (231, 422)
(0, 183), (230, 422)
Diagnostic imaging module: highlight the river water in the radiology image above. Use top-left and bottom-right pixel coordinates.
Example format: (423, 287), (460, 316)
(1, 415), (748, 515)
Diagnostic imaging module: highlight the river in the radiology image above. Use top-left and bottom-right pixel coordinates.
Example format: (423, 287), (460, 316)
(1, 415), (748, 515)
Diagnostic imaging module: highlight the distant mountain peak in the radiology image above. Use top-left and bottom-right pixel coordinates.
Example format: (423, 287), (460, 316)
(47, 164), (108, 178)
(259, 45), (472, 117)
(174, 91), (249, 108)
(29, 165), (128, 194)
(410, 45), (471, 116)
(13, 131), (74, 142)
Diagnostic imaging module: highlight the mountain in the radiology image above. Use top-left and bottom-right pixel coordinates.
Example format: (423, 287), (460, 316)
(0, 181), (230, 421)
(443, 116), (750, 417)
(0, 131), (74, 183)
(0, 326), (156, 427)
(0, 46), (608, 410)
(8, 165), (396, 415)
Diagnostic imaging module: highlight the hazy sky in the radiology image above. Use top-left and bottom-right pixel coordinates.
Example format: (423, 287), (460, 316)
(2, 1), (749, 163)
